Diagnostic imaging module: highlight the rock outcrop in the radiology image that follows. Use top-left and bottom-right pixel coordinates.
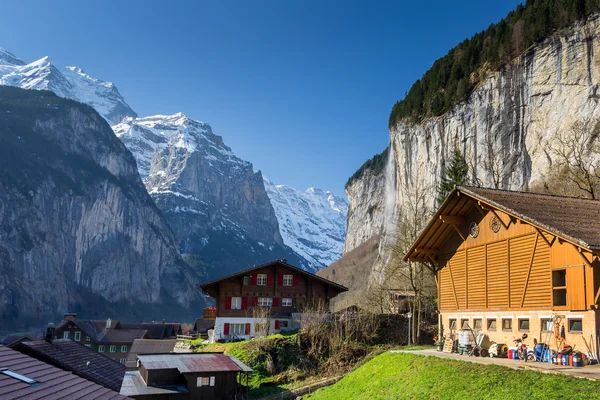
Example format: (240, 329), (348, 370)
(345, 13), (600, 281)
(0, 87), (202, 332)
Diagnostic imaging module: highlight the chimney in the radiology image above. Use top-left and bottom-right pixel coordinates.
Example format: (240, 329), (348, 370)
(63, 313), (77, 321)
(281, 258), (287, 263)
(45, 323), (55, 343)
(106, 318), (112, 329)
(162, 319), (165, 324)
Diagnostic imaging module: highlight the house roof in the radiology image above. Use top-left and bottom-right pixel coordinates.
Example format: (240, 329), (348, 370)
(193, 319), (215, 333)
(120, 371), (187, 397)
(16, 339), (126, 392)
(119, 324), (167, 340)
(200, 259), (348, 292)
(125, 339), (176, 368)
(57, 320), (148, 344)
(404, 186), (600, 262)
(137, 353), (252, 373)
(1, 334), (43, 348)
(0, 344), (130, 399)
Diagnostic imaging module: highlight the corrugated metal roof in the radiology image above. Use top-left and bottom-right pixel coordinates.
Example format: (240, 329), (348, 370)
(137, 353), (252, 373)
(125, 339), (176, 368)
(0, 344), (130, 400)
(120, 371), (187, 396)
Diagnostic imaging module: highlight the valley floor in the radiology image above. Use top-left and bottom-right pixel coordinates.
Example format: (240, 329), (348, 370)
(305, 351), (600, 400)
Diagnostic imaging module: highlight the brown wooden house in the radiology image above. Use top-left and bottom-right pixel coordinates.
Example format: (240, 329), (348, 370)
(200, 259), (347, 341)
(404, 187), (600, 353)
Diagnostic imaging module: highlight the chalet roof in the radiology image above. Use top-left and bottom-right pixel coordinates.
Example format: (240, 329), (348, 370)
(404, 186), (600, 262)
(125, 339), (176, 368)
(1, 334), (42, 348)
(193, 319), (215, 333)
(17, 339), (126, 392)
(57, 320), (148, 344)
(0, 344), (129, 399)
(137, 353), (252, 373)
(200, 259), (348, 292)
(119, 324), (167, 340)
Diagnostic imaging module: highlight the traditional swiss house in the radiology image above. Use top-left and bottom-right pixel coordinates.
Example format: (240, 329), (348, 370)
(404, 187), (600, 353)
(55, 314), (150, 363)
(200, 259), (348, 341)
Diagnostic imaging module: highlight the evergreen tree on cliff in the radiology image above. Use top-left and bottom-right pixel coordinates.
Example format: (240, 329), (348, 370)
(437, 151), (468, 205)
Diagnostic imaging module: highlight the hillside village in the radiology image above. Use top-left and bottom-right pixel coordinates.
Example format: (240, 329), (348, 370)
(5, 1), (600, 399)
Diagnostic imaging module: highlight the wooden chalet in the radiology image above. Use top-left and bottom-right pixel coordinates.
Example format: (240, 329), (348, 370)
(404, 186), (600, 353)
(200, 259), (347, 342)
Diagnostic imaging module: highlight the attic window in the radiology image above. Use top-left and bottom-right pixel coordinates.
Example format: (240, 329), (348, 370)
(1, 369), (37, 384)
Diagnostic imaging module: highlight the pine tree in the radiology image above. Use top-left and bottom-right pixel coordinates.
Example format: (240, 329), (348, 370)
(437, 150), (469, 205)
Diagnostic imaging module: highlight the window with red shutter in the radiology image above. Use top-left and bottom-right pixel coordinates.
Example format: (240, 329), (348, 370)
(223, 323), (230, 335)
(251, 274), (257, 285)
(225, 296), (232, 310)
(245, 323), (251, 335)
(267, 274), (273, 286)
(278, 274), (283, 286)
(275, 320), (280, 330)
(241, 297), (248, 310)
(293, 274), (299, 286)
(273, 297), (279, 307)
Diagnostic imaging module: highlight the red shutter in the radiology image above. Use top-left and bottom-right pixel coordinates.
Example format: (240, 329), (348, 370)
(225, 296), (232, 310)
(293, 274), (299, 286)
(252, 297), (258, 306)
(273, 297), (279, 307)
(223, 323), (230, 335)
(241, 297), (248, 310)
(275, 320), (280, 330)
(245, 323), (251, 335)
(278, 274), (283, 286)
(267, 274), (273, 286)
(251, 274), (257, 285)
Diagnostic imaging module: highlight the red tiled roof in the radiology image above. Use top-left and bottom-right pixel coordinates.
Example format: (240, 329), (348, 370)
(17, 339), (126, 392)
(0, 344), (130, 400)
(137, 353), (252, 373)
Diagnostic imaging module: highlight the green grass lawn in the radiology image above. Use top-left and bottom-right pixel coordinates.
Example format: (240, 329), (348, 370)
(305, 352), (600, 400)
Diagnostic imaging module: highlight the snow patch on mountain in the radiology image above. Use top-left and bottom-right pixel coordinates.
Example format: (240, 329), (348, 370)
(264, 177), (348, 269)
(0, 47), (136, 123)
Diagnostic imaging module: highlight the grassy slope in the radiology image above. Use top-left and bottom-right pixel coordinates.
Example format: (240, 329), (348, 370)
(306, 352), (600, 400)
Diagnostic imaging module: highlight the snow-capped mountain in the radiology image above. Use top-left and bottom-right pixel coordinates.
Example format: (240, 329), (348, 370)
(264, 178), (348, 270)
(114, 113), (309, 278)
(0, 48), (136, 123)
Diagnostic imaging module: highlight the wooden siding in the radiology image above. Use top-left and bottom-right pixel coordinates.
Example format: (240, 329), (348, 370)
(466, 247), (485, 309)
(486, 241), (508, 309)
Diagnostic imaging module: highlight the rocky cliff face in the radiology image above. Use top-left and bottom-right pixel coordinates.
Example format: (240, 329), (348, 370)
(0, 87), (202, 331)
(114, 114), (305, 278)
(0, 48), (137, 124)
(263, 178), (348, 271)
(346, 14), (600, 279)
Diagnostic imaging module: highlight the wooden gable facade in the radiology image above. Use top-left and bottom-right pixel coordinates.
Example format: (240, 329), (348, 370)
(405, 187), (600, 351)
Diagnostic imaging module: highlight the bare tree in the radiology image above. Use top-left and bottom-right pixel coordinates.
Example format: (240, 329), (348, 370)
(549, 120), (600, 199)
(251, 305), (272, 338)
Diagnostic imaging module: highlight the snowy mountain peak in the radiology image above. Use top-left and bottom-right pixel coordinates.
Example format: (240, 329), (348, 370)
(0, 48), (25, 66)
(0, 47), (136, 124)
(264, 178), (349, 269)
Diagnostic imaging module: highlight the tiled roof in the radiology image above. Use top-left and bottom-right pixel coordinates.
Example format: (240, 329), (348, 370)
(0, 344), (130, 399)
(1, 334), (42, 348)
(125, 339), (176, 368)
(137, 353), (252, 373)
(119, 323), (174, 339)
(460, 186), (600, 249)
(17, 339), (126, 392)
(193, 319), (215, 332)
(57, 320), (148, 344)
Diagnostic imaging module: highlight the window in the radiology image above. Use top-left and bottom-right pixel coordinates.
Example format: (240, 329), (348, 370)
(63, 331), (70, 339)
(243, 276), (250, 285)
(279, 320), (289, 328)
(569, 319), (583, 333)
(110, 345), (116, 353)
(461, 319), (470, 329)
(283, 274), (293, 286)
(231, 297), (242, 310)
(258, 297), (273, 306)
(449, 319), (457, 330)
(282, 298), (293, 307)
(86, 336), (90, 342)
(541, 319), (554, 332)
(74, 331), (81, 341)
(121, 345), (128, 353)
(518, 319), (530, 331)
(230, 323), (246, 335)
(473, 319), (482, 330)
(552, 269), (567, 307)
(119, 358), (126, 364)
(197, 376), (215, 387)
(98, 345), (105, 352)
(502, 318), (512, 331)
(487, 319), (497, 330)
(85, 344), (92, 348)
(1, 370), (37, 384)
(257, 274), (268, 286)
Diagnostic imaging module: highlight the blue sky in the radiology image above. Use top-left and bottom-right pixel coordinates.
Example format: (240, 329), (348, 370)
(1, 0), (522, 196)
